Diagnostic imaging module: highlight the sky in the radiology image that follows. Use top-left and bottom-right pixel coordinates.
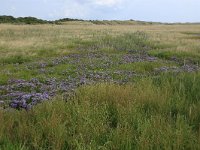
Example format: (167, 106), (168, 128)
(0, 0), (200, 23)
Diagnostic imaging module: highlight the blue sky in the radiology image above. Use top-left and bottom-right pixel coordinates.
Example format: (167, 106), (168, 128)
(0, 0), (200, 22)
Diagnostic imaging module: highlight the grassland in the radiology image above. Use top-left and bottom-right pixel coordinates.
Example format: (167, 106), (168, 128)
(0, 23), (200, 149)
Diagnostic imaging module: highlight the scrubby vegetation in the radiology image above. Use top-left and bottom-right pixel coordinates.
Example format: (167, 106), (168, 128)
(0, 16), (84, 25)
(0, 22), (200, 149)
(0, 16), (49, 24)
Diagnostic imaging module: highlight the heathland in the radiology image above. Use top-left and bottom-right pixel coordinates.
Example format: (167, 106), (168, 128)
(0, 20), (200, 149)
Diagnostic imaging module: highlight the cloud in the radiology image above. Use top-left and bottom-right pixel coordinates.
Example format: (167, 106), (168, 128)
(92, 0), (123, 7)
(63, 1), (89, 18)
(54, 0), (124, 19)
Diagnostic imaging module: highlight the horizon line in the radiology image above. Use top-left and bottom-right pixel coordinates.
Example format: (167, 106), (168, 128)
(0, 15), (200, 24)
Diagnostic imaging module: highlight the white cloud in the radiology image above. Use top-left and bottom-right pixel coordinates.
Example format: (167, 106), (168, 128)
(63, 2), (89, 18)
(92, 0), (122, 7)
(55, 0), (125, 19)
(27, 0), (125, 19)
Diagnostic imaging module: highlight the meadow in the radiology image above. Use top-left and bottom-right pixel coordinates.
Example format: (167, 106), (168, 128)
(0, 22), (200, 149)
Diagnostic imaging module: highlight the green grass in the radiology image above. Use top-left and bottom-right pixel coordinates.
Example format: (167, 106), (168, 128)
(116, 61), (178, 73)
(148, 49), (200, 64)
(0, 32), (152, 84)
(1, 24), (200, 149)
(75, 32), (151, 53)
(1, 73), (200, 149)
(0, 55), (31, 65)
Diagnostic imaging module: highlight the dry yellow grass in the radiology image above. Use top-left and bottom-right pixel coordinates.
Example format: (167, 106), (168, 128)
(0, 24), (200, 58)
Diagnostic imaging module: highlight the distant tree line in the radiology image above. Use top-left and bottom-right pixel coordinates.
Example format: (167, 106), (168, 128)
(0, 15), (83, 24)
(0, 15), (159, 25)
